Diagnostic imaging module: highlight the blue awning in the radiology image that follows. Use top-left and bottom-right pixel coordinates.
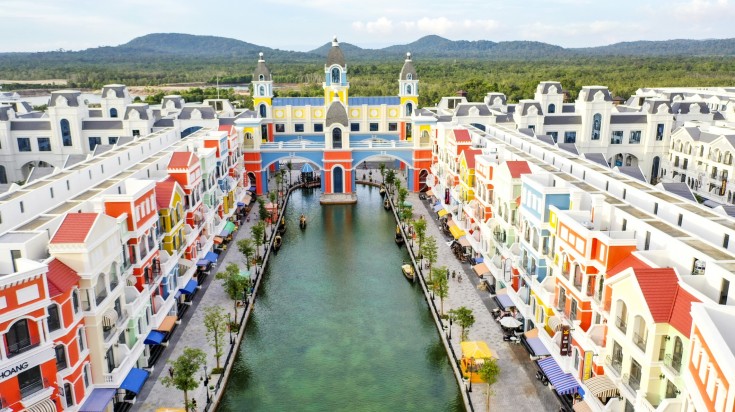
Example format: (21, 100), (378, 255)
(174, 291), (182, 299)
(523, 336), (551, 357)
(475, 257), (484, 263)
(196, 259), (210, 267)
(205, 252), (218, 263)
(433, 204), (443, 212)
(180, 279), (198, 295)
(237, 202), (246, 207)
(494, 293), (515, 310)
(120, 367), (150, 394)
(219, 229), (231, 237)
(537, 357), (581, 395)
(79, 388), (116, 412)
(144, 330), (166, 345)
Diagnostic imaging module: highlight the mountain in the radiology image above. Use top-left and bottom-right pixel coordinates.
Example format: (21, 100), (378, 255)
(118, 33), (271, 57)
(572, 38), (735, 56)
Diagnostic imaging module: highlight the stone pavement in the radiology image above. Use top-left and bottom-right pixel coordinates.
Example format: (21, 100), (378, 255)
(134, 200), (264, 412)
(401, 185), (560, 412)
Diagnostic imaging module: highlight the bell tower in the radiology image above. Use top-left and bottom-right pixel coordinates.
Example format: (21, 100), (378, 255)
(323, 36), (349, 106)
(399, 52), (419, 117)
(252, 52), (273, 119)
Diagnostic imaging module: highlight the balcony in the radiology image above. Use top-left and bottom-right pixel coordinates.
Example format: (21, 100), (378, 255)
(124, 286), (148, 317)
(605, 355), (623, 377)
(615, 316), (627, 334)
(663, 354), (682, 375)
(623, 373), (640, 394)
(587, 324), (606, 349)
(633, 332), (647, 352)
(7, 337), (40, 358)
(103, 340), (145, 384)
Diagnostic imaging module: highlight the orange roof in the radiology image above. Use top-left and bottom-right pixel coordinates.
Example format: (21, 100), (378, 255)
(607, 255), (650, 278)
(218, 125), (234, 135)
(462, 149), (482, 169)
(168, 152), (198, 170)
(669, 288), (698, 335)
(47, 259), (79, 297)
(453, 129), (471, 143)
(155, 178), (178, 209)
(50, 213), (98, 244)
(634, 268), (680, 323)
(505, 161), (531, 178)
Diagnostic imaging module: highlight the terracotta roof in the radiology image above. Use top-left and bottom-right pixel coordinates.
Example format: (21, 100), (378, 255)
(462, 149), (482, 169)
(669, 288), (698, 335)
(607, 255), (650, 277)
(155, 178), (178, 208)
(218, 125), (233, 135)
(453, 129), (471, 143)
(50, 213), (99, 244)
(168, 151), (198, 170)
(505, 161), (532, 178)
(47, 259), (79, 297)
(634, 268), (680, 323)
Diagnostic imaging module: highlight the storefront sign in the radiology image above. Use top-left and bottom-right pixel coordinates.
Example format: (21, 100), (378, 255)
(560, 325), (571, 356)
(0, 361), (29, 379)
(583, 351), (594, 380)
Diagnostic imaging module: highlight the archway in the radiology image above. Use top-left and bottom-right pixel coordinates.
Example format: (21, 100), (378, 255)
(21, 161), (54, 180)
(247, 172), (257, 191)
(418, 169), (429, 192)
(333, 166), (344, 193)
(650, 156), (660, 184)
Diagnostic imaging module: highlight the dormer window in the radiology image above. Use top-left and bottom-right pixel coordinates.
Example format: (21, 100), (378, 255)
(331, 67), (340, 84)
(407, 73), (413, 80)
(259, 74), (264, 81)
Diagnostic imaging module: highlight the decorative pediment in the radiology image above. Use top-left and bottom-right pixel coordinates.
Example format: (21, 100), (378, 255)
(593, 91), (606, 102)
(128, 108), (139, 120)
(656, 104), (670, 114)
(493, 97), (502, 106)
(527, 105), (538, 115)
(55, 95), (68, 107)
(190, 109), (202, 120)
(690, 103), (701, 115)
(106, 89), (117, 99)
(469, 106), (480, 116)
(548, 85), (558, 94)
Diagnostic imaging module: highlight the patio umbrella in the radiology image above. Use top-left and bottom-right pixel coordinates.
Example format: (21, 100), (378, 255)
(499, 317), (522, 329)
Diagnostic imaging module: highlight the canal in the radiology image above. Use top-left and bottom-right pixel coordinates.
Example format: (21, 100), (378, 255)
(219, 185), (462, 411)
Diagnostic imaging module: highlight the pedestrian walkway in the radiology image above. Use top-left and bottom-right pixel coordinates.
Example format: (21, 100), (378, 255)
(134, 201), (264, 412)
(387, 168), (559, 411)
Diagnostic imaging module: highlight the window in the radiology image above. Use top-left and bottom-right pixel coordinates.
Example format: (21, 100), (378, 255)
(656, 124), (664, 141)
(88, 137), (101, 151)
(63, 382), (74, 407)
(331, 67), (340, 84)
(0, 165), (6, 184)
(406, 102), (413, 116)
(294, 124), (304, 133)
(720, 278), (730, 305)
(350, 123), (360, 132)
(369, 123), (379, 132)
(17, 137), (31, 152)
(557, 287), (567, 311)
(132, 130), (140, 137)
(629, 130), (641, 144)
(258, 85), (265, 96)
(275, 124), (285, 133)
(61, 119), (72, 146)
(388, 122), (398, 132)
(548, 131), (558, 143)
(18, 366), (43, 398)
(591, 113), (601, 140)
(564, 131), (576, 144)
(110, 108), (118, 118)
(611, 130), (623, 144)
(332, 128), (342, 149)
(108, 136), (118, 145)
(55, 345), (68, 370)
(78, 328), (86, 352)
(48, 304), (61, 331)
(72, 290), (80, 314)
(37, 137), (51, 151)
(259, 104), (267, 118)
(7, 319), (33, 356)
(548, 104), (556, 114)
(314, 124), (323, 132)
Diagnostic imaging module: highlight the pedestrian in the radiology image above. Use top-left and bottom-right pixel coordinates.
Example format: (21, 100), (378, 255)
(168, 367), (174, 378)
(446, 270), (450, 280)
(452, 271), (456, 280)
(191, 399), (197, 412)
(458, 274), (462, 283)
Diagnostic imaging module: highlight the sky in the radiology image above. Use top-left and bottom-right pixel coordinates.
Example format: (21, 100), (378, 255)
(1, 0), (733, 52)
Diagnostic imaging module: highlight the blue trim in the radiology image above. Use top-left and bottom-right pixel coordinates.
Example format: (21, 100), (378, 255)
(537, 357), (581, 395)
(219, 229), (232, 237)
(196, 259), (209, 267)
(180, 279), (198, 295)
(144, 330), (166, 345)
(272, 97), (324, 107)
(525, 337), (551, 357)
(79, 388), (116, 412)
(120, 368), (150, 394)
(205, 252), (219, 263)
(348, 96), (400, 105)
(495, 294), (514, 310)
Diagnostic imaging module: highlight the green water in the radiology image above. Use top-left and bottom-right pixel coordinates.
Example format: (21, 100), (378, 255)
(219, 185), (462, 411)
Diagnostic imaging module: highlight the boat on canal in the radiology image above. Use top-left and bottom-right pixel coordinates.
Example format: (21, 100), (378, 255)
(274, 235), (283, 252)
(278, 216), (286, 234)
(401, 264), (415, 281)
(383, 199), (391, 210)
(379, 185), (386, 197)
(299, 214), (307, 230)
(395, 225), (405, 245)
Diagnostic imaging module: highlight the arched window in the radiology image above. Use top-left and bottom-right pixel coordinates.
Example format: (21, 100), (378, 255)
(406, 102), (413, 116)
(78, 329), (85, 352)
(616, 300), (628, 332)
(259, 104), (266, 118)
(60, 119), (72, 146)
(258, 74), (264, 81)
(406, 84), (412, 95)
(591, 113), (601, 140)
(0, 165), (6, 184)
(48, 304), (61, 332)
(63, 382), (74, 407)
(72, 290), (80, 314)
(94, 274), (107, 305)
(7, 319), (31, 357)
(331, 67), (340, 84)
(633, 315), (647, 350)
(332, 128), (342, 149)
(673, 336), (684, 372)
(109, 108), (118, 118)
(548, 103), (556, 114)
(259, 85), (265, 96)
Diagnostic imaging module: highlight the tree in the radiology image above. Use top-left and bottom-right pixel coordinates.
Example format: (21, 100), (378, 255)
(216, 263), (249, 321)
(161, 347), (206, 412)
(394, 179), (402, 201)
(401, 207), (413, 225)
(286, 160), (293, 185)
(385, 169), (396, 193)
(203, 306), (228, 370)
(450, 306), (475, 340)
(379, 163), (386, 183)
(257, 197), (269, 223)
(429, 266), (449, 315)
(275, 173), (283, 204)
(398, 187), (409, 217)
(477, 357), (501, 412)
(421, 236), (438, 281)
(251, 223), (265, 261)
(237, 238), (255, 270)
(414, 217), (427, 258)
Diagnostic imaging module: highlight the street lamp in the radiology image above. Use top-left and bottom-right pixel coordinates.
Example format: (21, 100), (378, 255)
(228, 313), (234, 344)
(201, 365), (211, 403)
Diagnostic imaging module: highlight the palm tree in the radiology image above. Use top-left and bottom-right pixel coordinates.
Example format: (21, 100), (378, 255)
(430, 267), (449, 315)
(477, 358), (501, 412)
(286, 160), (293, 185)
(422, 236), (438, 281)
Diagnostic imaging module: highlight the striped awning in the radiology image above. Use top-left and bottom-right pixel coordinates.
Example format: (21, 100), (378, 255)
(547, 316), (563, 333)
(584, 375), (619, 399)
(537, 357), (581, 395)
(572, 400), (593, 412)
(21, 398), (57, 412)
(102, 309), (119, 328)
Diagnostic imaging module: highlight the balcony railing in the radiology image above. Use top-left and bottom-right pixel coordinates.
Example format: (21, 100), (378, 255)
(616, 316), (628, 334)
(623, 373), (641, 393)
(606, 355), (622, 376)
(664, 354), (682, 375)
(20, 378), (45, 399)
(633, 332), (647, 352)
(7, 338), (40, 358)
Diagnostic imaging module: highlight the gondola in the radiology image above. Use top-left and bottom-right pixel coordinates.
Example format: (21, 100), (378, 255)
(383, 199), (391, 210)
(395, 225), (405, 245)
(401, 264), (415, 281)
(299, 214), (307, 230)
(278, 216), (286, 234)
(273, 235), (282, 252)
(379, 185), (386, 197)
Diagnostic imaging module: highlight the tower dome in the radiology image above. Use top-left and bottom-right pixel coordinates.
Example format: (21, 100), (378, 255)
(326, 36), (346, 68)
(399, 52), (418, 81)
(253, 52), (272, 81)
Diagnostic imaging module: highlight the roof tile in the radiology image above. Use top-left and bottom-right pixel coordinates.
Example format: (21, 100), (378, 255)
(47, 259), (80, 297)
(505, 161), (532, 178)
(50, 213), (99, 244)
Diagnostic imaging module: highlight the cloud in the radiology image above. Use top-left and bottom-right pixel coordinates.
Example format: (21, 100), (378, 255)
(671, 0), (734, 21)
(354, 16), (500, 37)
(352, 17), (394, 34)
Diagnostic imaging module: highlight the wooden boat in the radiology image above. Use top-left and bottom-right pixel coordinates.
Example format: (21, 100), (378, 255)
(278, 216), (286, 234)
(401, 264), (415, 281)
(273, 235), (282, 252)
(383, 199), (391, 210)
(299, 214), (307, 230)
(395, 225), (405, 245)
(379, 185), (386, 197)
